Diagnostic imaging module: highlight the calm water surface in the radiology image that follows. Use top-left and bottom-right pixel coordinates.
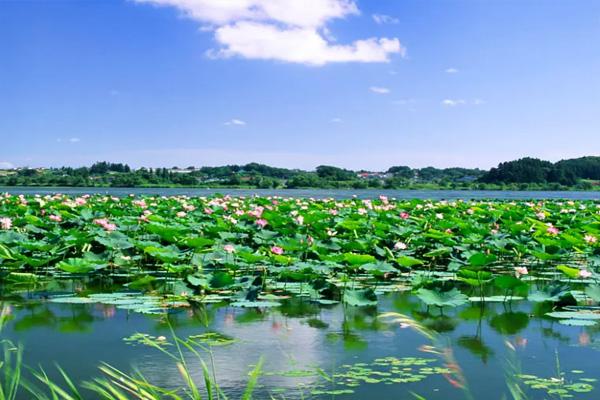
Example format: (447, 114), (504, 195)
(2, 293), (599, 399)
(2, 186), (600, 200)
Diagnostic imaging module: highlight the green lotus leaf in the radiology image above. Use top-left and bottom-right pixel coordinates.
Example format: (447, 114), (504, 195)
(343, 288), (378, 306)
(416, 288), (468, 308)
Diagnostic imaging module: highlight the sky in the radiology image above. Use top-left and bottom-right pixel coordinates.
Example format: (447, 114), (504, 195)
(1, 0), (600, 171)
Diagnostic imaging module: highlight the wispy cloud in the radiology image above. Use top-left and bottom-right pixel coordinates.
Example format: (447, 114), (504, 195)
(330, 117), (343, 123)
(134, 0), (405, 66)
(0, 161), (14, 169)
(445, 67), (459, 74)
(372, 14), (399, 24)
(370, 86), (391, 94)
(57, 137), (81, 143)
(224, 118), (246, 126)
(441, 99), (466, 107)
(441, 99), (485, 107)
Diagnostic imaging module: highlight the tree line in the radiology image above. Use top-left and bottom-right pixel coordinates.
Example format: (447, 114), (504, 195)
(0, 157), (598, 190)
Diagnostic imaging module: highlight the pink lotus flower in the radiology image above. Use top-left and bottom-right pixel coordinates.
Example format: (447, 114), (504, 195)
(256, 219), (268, 228)
(132, 200), (147, 209)
(49, 214), (62, 222)
(0, 217), (12, 230)
(514, 267), (528, 278)
(271, 246), (284, 255)
(579, 269), (593, 279)
(247, 207), (264, 218)
(584, 235), (597, 244)
(93, 218), (116, 231)
(74, 197), (87, 206)
(547, 226), (560, 235)
(295, 215), (304, 225)
(176, 211), (187, 218)
(536, 212), (546, 220)
(223, 244), (236, 254)
(400, 212), (410, 219)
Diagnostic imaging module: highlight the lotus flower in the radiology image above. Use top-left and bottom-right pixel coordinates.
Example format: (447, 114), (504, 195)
(579, 269), (593, 279)
(0, 217), (12, 230)
(514, 266), (528, 278)
(584, 235), (597, 244)
(394, 241), (407, 250)
(271, 246), (284, 255)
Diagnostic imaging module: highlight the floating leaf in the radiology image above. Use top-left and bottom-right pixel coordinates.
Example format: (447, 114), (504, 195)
(416, 288), (468, 308)
(343, 288), (378, 306)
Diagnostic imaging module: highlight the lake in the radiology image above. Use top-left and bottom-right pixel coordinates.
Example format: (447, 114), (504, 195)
(2, 186), (600, 200)
(2, 290), (599, 399)
(2, 191), (600, 399)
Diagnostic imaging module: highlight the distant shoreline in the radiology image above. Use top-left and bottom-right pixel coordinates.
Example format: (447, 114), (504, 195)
(1, 184), (599, 192)
(3, 186), (600, 202)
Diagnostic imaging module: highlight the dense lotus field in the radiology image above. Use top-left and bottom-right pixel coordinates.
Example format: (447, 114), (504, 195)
(1, 193), (600, 317)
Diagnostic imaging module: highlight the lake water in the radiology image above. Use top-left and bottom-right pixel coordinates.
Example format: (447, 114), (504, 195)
(2, 187), (600, 399)
(2, 291), (599, 399)
(2, 186), (600, 200)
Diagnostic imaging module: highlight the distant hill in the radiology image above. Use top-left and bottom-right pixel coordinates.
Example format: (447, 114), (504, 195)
(479, 156), (600, 186)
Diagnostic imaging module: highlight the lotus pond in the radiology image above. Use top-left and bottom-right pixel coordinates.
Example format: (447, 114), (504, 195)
(1, 193), (600, 399)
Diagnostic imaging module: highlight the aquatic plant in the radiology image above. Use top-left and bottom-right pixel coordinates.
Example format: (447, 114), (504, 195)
(1, 195), (599, 310)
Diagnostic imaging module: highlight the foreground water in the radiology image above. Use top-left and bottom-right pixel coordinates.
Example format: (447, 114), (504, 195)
(2, 292), (599, 399)
(2, 186), (600, 200)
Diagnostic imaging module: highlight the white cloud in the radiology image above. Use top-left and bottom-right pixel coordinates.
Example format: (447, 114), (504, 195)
(445, 67), (459, 74)
(134, 0), (405, 65)
(372, 14), (399, 24)
(330, 117), (343, 123)
(441, 99), (485, 107)
(370, 86), (390, 94)
(441, 99), (466, 107)
(0, 161), (14, 169)
(224, 118), (246, 126)
(135, 0), (359, 27)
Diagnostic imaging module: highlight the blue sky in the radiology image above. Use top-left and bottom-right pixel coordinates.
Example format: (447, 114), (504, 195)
(2, 0), (599, 170)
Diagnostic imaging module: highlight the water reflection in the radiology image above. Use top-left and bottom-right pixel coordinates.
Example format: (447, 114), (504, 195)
(2, 291), (600, 399)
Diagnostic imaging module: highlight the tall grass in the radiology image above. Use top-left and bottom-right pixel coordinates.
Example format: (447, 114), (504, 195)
(0, 303), (263, 400)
